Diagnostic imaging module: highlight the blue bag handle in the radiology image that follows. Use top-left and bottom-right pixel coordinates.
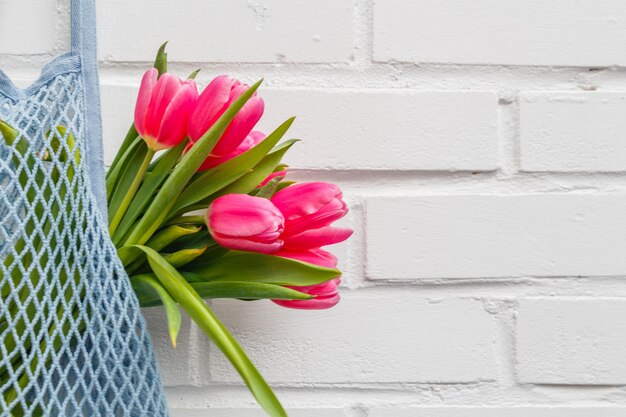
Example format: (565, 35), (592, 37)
(71, 0), (107, 215)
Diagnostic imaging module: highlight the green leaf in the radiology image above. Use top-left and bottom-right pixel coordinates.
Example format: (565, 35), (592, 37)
(108, 146), (155, 236)
(210, 139), (296, 200)
(163, 247), (207, 268)
(120, 79), (263, 254)
(187, 69), (201, 80)
(114, 141), (186, 245)
(170, 118), (295, 215)
(137, 280), (313, 307)
(131, 274), (182, 347)
(154, 41), (168, 76)
(185, 252), (340, 286)
(133, 245), (287, 417)
(146, 224), (202, 252)
(254, 176), (284, 199)
(106, 127), (139, 182)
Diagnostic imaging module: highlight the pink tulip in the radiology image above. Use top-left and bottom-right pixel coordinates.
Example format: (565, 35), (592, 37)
(271, 182), (350, 238)
(192, 131), (266, 171)
(272, 248), (341, 310)
(134, 68), (198, 151)
(207, 194), (284, 254)
(188, 75), (264, 157)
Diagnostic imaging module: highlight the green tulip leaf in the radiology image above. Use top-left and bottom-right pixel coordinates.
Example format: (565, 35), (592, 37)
(137, 279), (313, 307)
(146, 224), (202, 252)
(132, 245), (287, 417)
(170, 118), (295, 216)
(163, 247), (207, 268)
(185, 252), (340, 286)
(131, 274), (182, 347)
(114, 141), (186, 245)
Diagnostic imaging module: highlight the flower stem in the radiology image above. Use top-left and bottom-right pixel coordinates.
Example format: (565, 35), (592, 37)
(109, 149), (155, 236)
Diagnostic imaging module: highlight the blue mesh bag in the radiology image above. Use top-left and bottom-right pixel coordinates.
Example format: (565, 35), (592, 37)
(0, 1), (169, 415)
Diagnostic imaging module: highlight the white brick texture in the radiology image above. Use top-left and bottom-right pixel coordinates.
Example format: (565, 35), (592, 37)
(516, 298), (626, 385)
(205, 295), (496, 384)
(521, 92), (626, 172)
(367, 194), (626, 279)
(0, 1), (58, 55)
(257, 89), (498, 171)
(374, 0), (626, 66)
(7, 0), (626, 413)
(97, 0), (354, 63)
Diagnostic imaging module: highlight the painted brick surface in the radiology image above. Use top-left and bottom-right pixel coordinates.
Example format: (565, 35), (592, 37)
(97, 0), (354, 63)
(367, 194), (626, 279)
(516, 298), (626, 384)
(206, 295), (497, 383)
(374, 0), (626, 66)
(257, 89), (498, 171)
(520, 92), (626, 172)
(0, 1), (58, 55)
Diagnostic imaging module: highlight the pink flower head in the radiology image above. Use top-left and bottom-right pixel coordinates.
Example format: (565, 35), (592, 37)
(273, 248), (341, 310)
(207, 194), (284, 254)
(188, 75), (264, 157)
(134, 68), (198, 151)
(191, 131), (266, 171)
(271, 182), (351, 238)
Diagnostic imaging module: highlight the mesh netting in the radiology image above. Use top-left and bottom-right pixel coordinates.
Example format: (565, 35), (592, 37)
(0, 66), (169, 415)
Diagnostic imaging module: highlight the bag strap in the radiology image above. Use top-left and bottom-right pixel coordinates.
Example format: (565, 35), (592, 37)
(71, 0), (107, 215)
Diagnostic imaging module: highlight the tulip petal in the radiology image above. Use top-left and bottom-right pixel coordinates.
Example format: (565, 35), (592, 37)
(188, 75), (233, 141)
(283, 227), (353, 250)
(272, 293), (340, 310)
(212, 96), (265, 156)
(274, 248), (338, 268)
(156, 82), (198, 148)
(144, 74), (184, 139)
(134, 68), (158, 138)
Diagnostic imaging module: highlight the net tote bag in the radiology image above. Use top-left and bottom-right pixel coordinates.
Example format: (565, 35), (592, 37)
(0, 0), (169, 415)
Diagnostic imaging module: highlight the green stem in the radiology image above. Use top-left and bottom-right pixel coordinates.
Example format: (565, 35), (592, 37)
(109, 149), (155, 236)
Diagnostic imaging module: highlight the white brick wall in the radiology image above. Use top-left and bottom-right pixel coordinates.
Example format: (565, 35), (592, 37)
(4, 0), (626, 415)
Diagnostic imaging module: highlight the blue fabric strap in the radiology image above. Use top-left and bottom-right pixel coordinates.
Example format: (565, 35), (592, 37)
(71, 0), (107, 216)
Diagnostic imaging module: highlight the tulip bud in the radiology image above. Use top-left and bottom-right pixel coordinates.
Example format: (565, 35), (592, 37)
(271, 182), (350, 238)
(134, 68), (198, 151)
(272, 248), (341, 310)
(207, 194), (285, 254)
(188, 75), (264, 157)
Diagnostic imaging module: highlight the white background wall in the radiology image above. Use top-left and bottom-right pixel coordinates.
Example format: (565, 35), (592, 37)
(3, 0), (626, 416)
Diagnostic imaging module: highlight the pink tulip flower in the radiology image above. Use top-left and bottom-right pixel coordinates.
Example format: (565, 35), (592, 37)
(207, 194), (284, 254)
(271, 182), (351, 238)
(134, 68), (198, 151)
(188, 75), (264, 157)
(272, 248), (341, 310)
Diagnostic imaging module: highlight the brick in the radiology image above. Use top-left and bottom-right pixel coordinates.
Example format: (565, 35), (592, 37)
(520, 92), (626, 172)
(373, 0), (626, 66)
(97, 0), (353, 63)
(0, 1), (58, 55)
(171, 408), (348, 417)
(516, 298), (626, 385)
(369, 407), (626, 417)
(142, 307), (191, 386)
(205, 294), (496, 384)
(257, 89), (498, 170)
(100, 82), (137, 166)
(367, 195), (626, 279)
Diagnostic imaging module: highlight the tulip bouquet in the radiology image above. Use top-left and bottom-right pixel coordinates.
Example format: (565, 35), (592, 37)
(0, 44), (351, 416)
(109, 44), (351, 415)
